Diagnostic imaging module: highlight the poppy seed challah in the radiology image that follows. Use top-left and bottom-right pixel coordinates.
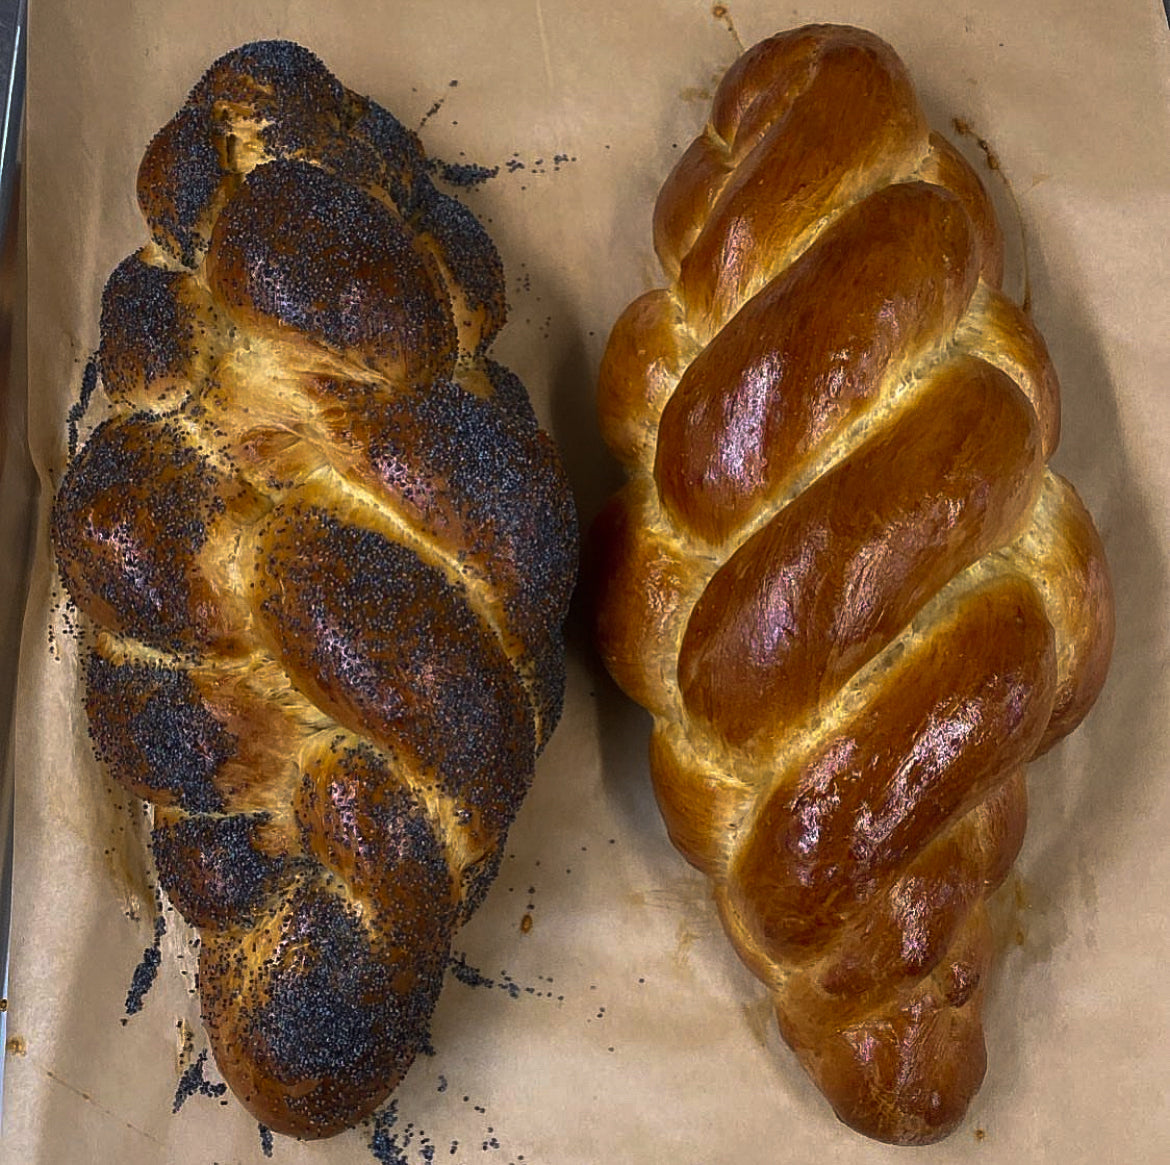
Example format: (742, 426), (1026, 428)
(51, 40), (578, 1139)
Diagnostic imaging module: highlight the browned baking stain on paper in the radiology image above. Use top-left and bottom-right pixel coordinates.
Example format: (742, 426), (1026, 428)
(711, 4), (745, 52)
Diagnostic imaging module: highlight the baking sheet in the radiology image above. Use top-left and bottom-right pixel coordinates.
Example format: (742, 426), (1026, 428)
(5, 0), (1170, 1161)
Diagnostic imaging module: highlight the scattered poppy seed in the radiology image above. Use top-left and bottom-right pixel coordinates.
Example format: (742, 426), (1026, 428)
(172, 1049), (227, 1113)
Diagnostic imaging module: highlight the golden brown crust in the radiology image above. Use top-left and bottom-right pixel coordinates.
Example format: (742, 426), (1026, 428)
(597, 289), (690, 469)
(1008, 472), (1115, 751)
(654, 182), (985, 547)
(52, 39), (577, 1139)
(592, 23), (1113, 1146)
(723, 575), (1055, 968)
(776, 902), (994, 1145)
(648, 721), (752, 879)
(957, 283), (1063, 457)
(661, 26), (930, 335)
(676, 359), (1043, 752)
(589, 478), (698, 718)
(916, 132), (1005, 289)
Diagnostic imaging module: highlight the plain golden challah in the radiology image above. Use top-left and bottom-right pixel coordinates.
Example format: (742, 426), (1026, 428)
(592, 24), (1113, 1145)
(51, 40), (577, 1139)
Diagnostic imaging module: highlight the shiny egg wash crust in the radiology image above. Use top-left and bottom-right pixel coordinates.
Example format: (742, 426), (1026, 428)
(51, 41), (577, 1140)
(592, 26), (1112, 1146)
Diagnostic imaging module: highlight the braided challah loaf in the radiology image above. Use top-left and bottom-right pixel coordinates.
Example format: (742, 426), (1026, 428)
(593, 25), (1113, 1145)
(51, 41), (577, 1139)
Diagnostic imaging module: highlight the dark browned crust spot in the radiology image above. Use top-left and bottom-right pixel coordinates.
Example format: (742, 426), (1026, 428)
(84, 653), (235, 812)
(202, 880), (448, 1137)
(295, 739), (458, 923)
(99, 254), (198, 402)
(152, 812), (295, 929)
(188, 40), (348, 149)
(51, 413), (226, 655)
(206, 159), (455, 378)
(137, 103), (226, 267)
(136, 40), (368, 270)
